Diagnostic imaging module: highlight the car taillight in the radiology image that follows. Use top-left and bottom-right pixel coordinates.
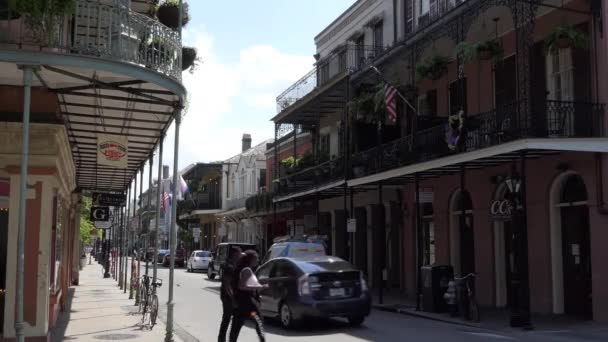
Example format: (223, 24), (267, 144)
(360, 271), (368, 292)
(298, 275), (320, 296)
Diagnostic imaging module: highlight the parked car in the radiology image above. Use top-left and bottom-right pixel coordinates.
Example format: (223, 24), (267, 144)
(187, 250), (212, 272)
(256, 256), (370, 329)
(162, 247), (186, 267)
(157, 249), (169, 263)
(262, 240), (326, 264)
(207, 242), (257, 280)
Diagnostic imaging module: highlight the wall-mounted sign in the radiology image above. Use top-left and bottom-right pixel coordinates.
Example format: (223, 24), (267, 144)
(94, 221), (111, 229)
(415, 187), (434, 203)
(347, 218), (357, 233)
(490, 199), (514, 221)
(90, 206), (110, 221)
(97, 134), (128, 168)
(92, 192), (126, 206)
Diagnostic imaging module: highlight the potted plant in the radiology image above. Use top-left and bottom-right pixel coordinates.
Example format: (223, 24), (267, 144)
(416, 55), (449, 82)
(9, 0), (75, 46)
(181, 46), (199, 72)
(457, 40), (504, 63)
(545, 25), (589, 53)
(157, 0), (190, 30)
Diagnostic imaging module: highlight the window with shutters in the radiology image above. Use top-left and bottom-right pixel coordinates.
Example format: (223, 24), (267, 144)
(373, 21), (383, 50)
(546, 48), (574, 135)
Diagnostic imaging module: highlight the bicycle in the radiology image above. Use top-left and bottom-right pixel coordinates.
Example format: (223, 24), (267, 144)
(139, 275), (162, 328)
(454, 273), (480, 322)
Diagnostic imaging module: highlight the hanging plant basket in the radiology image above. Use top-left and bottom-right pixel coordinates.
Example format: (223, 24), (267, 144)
(456, 40), (503, 64)
(416, 55), (449, 82)
(157, 0), (190, 30)
(181, 46), (197, 71)
(545, 25), (589, 54)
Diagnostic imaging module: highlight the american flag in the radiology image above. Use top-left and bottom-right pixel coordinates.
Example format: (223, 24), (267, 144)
(384, 83), (398, 125)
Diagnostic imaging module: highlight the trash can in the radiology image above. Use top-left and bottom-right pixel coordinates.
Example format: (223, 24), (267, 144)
(421, 265), (454, 313)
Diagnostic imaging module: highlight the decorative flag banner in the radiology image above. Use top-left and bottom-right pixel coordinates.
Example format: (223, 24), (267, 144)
(384, 83), (398, 125)
(97, 134), (128, 168)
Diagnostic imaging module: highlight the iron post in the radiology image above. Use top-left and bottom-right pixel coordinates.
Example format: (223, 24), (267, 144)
(166, 109), (182, 342)
(15, 65), (33, 342)
(154, 137), (164, 284)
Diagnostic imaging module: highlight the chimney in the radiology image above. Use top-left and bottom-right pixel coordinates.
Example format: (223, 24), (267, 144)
(242, 133), (252, 152)
(163, 165), (169, 179)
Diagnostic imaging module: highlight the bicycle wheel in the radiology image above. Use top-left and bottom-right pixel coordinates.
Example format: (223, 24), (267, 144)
(469, 296), (480, 323)
(149, 294), (159, 328)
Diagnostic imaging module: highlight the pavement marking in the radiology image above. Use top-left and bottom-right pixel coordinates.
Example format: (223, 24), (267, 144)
(464, 332), (518, 340)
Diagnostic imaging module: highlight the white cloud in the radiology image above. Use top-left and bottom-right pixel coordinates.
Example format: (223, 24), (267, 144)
(160, 27), (314, 170)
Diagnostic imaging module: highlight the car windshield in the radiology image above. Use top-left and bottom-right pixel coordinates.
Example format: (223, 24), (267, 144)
(196, 251), (210, 257)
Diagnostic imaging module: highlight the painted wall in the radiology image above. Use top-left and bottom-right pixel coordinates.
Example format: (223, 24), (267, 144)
(0, 123), (76, 339)
(398, 152), (608, 321)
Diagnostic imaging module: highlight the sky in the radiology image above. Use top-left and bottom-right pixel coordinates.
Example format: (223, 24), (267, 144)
(154, 0), (356, 177)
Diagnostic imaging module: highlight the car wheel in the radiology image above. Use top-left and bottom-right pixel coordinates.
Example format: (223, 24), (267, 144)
(347, 315), (365, 326)
(207, 267), (215, 280)
(279, 302), (297, 329)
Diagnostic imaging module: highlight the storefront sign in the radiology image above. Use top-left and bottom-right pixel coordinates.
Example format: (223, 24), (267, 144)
(97, 134), (128, 168)
(415, 188), (434, 203)
(490, 199), (514, 221)
(347, 219), (357, 233)
(92, 192), (126, 206)
(90, 206), (110, 221)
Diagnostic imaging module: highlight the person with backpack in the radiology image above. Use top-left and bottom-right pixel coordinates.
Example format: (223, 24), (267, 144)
(229, 250), (267, 342)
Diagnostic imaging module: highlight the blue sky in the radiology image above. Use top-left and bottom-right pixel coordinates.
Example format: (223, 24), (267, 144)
(158, 0), (355, 171)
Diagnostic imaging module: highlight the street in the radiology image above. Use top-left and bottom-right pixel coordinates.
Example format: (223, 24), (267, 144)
(143, 264), (605, 342)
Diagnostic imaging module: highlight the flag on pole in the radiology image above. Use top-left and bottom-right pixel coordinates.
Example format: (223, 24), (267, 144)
(384, 83), (398, 125)
(178, 175), (189, 200)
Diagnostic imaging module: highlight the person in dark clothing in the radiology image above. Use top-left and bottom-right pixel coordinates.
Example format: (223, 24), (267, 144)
(218, 247), (242, 342)
(229, 250), (267, 342)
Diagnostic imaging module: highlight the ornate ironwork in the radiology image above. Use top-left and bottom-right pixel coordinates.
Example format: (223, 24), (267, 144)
(342, 100), (604, 181)
(276, 44), (389, 114)
(0, 0), (182, 81)
(275, 157), (345, 197)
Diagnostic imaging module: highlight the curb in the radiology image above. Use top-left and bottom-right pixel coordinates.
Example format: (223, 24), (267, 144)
(373, 305), (482, 329)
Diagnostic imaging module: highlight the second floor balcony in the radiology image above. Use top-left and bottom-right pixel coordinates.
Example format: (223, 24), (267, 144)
(276, 43), (389, 115)
(0, 0), (182, 81)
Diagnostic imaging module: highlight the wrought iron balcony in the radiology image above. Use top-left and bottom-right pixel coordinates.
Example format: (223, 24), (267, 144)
(350, 100), (604, 179)
(226, 197), (247, 211)
(405, 0), (466, 36)
(274, 157), (345, 197)
(0, 0), (182, 80)
(276, 44), (388, 113)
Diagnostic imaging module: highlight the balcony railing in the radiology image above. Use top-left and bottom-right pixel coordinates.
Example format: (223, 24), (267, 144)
(226, 197), (247, 211)
(406, 0), (466, 36)
(274, 157), (345, 197)
(0, 0), (182, 81)
(348, 100), (604, 180)
(276, 44), (389, 113)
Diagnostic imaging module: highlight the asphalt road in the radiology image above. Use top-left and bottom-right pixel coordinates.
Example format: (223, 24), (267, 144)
(129, 263), (606, 342)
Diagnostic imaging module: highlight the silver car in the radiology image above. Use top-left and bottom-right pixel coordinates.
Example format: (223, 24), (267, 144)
(187, 250), (211, 273)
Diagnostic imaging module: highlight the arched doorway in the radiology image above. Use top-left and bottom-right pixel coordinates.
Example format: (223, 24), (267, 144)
(550, 173), (592, 319)
(450, 190), (474, 277)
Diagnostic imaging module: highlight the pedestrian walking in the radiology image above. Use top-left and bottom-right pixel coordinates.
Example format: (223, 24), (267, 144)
(229, 250), (267, 342)
(218, 247), (242, 342)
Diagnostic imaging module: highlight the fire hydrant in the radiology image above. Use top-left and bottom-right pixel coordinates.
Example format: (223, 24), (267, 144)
(444, 280), (458, 316)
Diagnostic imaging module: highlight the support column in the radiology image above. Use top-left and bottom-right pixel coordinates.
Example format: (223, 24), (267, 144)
(135, 166), (143, 304)
(121, 189), (129, 289)
(349, 187), (354, 263)
(377, 182), (384, 305)
(130, 170), (138, 299)
(15, 65), (33, 342)
(154, 137), (164, 284)
(415, 174), (422, 311)
(166, 108), (182, 342)
(146, 155), (153, 277)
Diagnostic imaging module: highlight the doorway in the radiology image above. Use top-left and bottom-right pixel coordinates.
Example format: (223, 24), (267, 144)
(558, 175), (592, 319)
(450, 190), (474, 277)
(354, 207), (368, 277)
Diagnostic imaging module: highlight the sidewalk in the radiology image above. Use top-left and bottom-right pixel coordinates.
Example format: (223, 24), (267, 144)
(51, 258), (182, 342)
(374, 299), (608, 340)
